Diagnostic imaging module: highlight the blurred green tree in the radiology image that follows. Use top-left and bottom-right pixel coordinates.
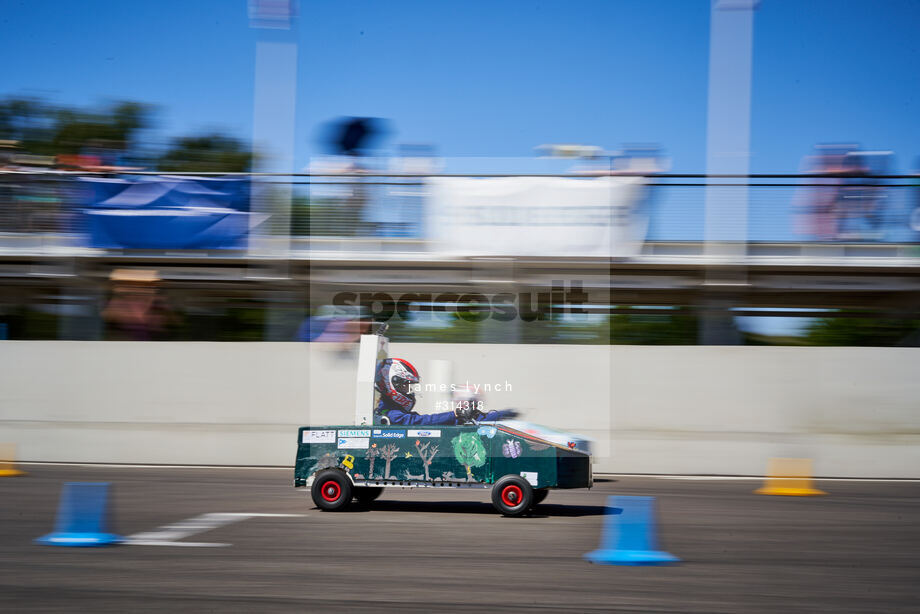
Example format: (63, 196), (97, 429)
(0, 97), (150, 158)
(156, 133), (254, 173)
(0, 97), (54, 155)
(51, 101), (150, 155)
(802, 315), (920, 347)
(610, 308), (698, 345)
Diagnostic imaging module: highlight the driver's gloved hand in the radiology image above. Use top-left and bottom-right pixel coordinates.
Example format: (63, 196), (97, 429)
(455, 405), (481, 424)
(454, 405), (471, 423)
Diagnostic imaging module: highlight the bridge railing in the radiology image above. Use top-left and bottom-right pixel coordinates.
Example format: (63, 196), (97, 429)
(1, 170), (918, 256)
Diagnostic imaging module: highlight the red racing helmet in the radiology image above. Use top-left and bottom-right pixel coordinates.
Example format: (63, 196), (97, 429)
(375, 358), (420, 411)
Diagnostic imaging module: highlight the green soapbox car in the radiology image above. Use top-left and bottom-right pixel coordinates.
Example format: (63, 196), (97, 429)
(294, 423), (592, 516)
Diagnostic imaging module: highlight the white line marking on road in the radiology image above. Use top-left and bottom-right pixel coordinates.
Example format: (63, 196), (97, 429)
(125, 512), (304, 547)
(125, 540), (231, 547)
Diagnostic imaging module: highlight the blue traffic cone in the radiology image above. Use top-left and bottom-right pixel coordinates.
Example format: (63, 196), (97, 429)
(35, 482), (122, 547)
(584, 495), (679, 565)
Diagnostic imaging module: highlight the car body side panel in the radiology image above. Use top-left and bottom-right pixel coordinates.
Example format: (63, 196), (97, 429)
(488, 427), (557, 489)
(295, 426), (490, 486)
(294, 425), (590, 489)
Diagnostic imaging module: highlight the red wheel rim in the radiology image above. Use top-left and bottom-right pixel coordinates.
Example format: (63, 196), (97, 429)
(501, 484), (523, 507)
(321, 480), (342, 502)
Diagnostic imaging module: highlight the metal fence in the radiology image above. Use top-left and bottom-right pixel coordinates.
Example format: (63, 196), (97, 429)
(1, 170), (918, 252)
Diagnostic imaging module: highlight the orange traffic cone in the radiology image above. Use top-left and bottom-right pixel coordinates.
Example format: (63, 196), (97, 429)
(0, 443), (26, 477)
(755, 457), (825, 496)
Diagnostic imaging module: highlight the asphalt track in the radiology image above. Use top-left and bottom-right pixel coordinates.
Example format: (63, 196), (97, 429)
(2, 465), (919, 613)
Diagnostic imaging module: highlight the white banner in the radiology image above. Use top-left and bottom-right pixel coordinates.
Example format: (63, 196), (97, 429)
(425, 176), (648, 257)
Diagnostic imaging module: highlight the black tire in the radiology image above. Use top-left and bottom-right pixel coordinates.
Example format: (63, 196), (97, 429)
(311, 469), (353, 511)
(354, 486), (384, 505)
(491, 475), (534, 517)
(531, 488), (549, 507)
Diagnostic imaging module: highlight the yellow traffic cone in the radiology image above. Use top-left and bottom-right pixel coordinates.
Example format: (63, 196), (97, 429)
(755, 457), (825, 496)
(0, 443), (26, 477)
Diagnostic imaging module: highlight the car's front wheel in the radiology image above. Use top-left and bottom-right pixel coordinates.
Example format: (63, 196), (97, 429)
(491, 475), (534, 517)
(311, 469), (353, 511)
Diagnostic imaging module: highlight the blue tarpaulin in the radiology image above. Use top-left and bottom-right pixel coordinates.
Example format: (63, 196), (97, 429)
(79, 176), (260, 249)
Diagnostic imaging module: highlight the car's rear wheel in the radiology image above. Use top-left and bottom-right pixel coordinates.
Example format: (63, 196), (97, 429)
(311, 469), (353, 511)
(354, 486), (384, 505)
(491, 475), (534, 517)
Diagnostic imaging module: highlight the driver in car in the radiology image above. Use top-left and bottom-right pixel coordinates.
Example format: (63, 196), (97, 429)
(374, 358), (517, 426)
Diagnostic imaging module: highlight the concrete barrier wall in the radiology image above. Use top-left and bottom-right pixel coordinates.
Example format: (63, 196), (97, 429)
(1, 341), (918, 477)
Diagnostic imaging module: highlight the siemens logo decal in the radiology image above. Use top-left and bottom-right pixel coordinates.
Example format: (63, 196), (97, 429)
(338, 429), (371, 438)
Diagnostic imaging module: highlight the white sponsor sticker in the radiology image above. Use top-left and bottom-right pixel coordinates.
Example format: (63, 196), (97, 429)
(408, 429), (441, 438)
(520, 471), (538, 486)
(372, 429), (405, 439)
(338, 429), (371, 438)
(305, 430), (336, 444)
(337, 437), (369, 449)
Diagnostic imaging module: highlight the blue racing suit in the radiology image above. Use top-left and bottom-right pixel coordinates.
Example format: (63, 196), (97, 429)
(374, 397), (516, 426)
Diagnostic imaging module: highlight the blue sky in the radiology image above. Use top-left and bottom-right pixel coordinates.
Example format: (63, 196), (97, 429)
(3, 0), (920, 174)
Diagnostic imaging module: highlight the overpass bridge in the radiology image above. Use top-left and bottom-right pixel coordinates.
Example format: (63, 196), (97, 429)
(0, 238), (917, 343)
